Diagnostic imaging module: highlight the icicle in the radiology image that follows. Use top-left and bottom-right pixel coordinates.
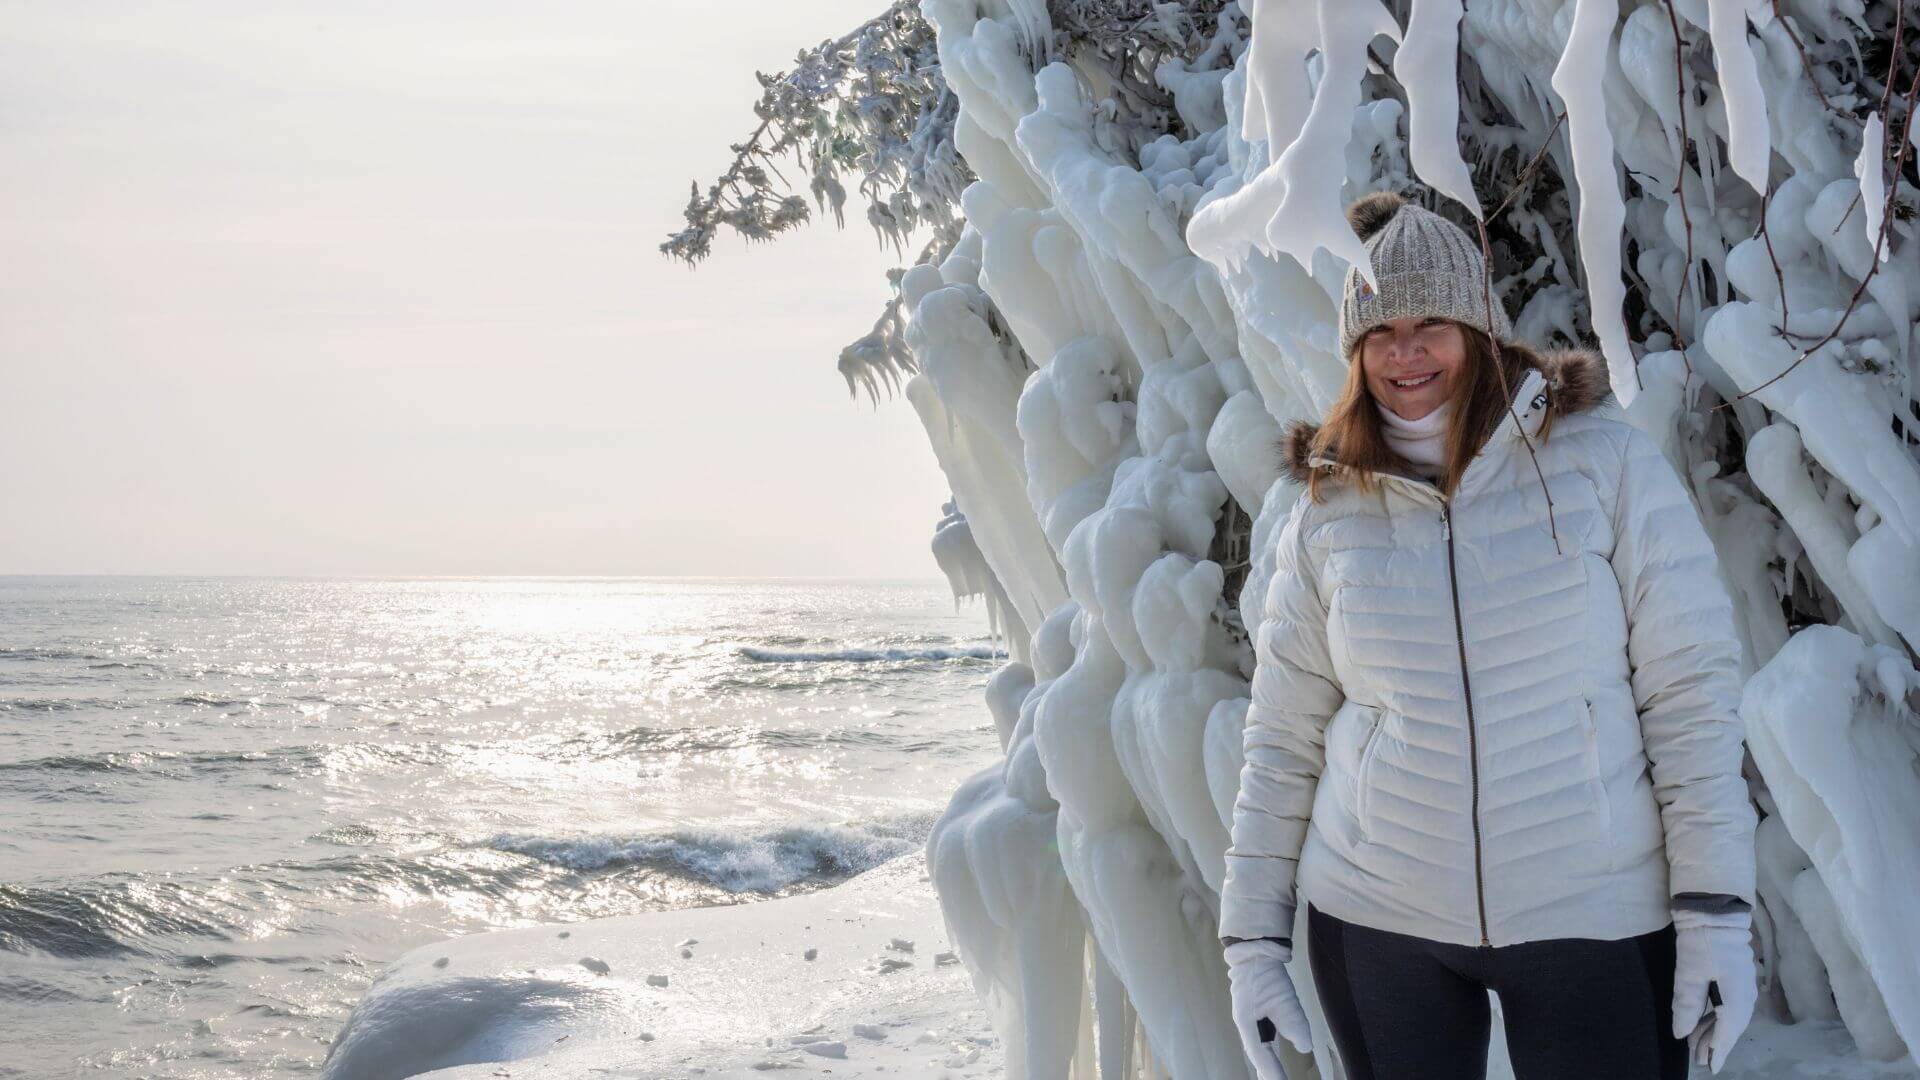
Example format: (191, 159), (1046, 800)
(1256, 0), (1404, 292)
(1184, 0), (1316, 273)
(1238, 0), (1315, 151)
(1551, 0), (1640, 407)
(1856, 111), (1888, 264)
(1397, 0), (1482, 219)
(1707, 0), (1774, 196)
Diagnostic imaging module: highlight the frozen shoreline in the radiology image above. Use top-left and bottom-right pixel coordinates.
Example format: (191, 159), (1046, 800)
(319, 848), (1004, 1079)
(316, 836), (1914, 1079)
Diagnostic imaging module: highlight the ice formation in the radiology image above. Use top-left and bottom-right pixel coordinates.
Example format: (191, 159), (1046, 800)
(903, 1), (1920, 1077)
(1743, 626), (1920, 1061)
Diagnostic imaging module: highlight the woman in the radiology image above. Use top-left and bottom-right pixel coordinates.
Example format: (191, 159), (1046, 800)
(1216, 191), (1759, 1080)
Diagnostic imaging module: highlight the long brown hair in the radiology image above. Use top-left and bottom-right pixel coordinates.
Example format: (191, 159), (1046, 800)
(1302, 321), (1534, 503)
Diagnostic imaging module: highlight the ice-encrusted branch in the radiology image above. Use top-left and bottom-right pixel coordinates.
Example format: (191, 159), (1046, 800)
(659, 0), (967, 266)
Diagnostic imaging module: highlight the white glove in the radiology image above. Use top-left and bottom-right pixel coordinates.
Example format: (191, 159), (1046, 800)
(1225, 938), (1312, 1080)
(1671, 909), (1757, 1074)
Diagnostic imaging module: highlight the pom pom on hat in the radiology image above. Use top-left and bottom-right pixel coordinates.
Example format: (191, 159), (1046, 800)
(1345, 190), (1407, 243)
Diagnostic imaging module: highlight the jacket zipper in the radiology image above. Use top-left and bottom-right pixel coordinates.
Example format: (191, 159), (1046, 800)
(1441, 500), (1491, 947)
(1309, 454), (1497, 945)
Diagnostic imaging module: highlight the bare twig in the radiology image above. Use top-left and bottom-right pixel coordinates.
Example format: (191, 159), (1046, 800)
(1756, 188), (1802, 345)
(1470, 105), (1570, 553)
(1660, 0), (1699, 389)
(1772, 0), (1835, 112)
(1878, 0), (1908, 141)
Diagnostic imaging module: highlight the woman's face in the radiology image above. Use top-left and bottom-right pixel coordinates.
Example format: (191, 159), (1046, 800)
(1358, 315), (1467, 421)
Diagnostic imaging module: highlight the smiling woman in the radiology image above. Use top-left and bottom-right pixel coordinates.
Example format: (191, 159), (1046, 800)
(1225, 189), (1759, 1080)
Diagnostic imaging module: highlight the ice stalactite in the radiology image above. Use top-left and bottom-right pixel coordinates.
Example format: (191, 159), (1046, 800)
(902, 229), (1068, 650)
(932, 496), (1032, 659)
(1552, 0), (1639, 404)
(926, 607), (1092, 1080)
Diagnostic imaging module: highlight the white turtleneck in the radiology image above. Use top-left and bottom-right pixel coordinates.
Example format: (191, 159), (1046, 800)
(1374, 398), (1452, 479)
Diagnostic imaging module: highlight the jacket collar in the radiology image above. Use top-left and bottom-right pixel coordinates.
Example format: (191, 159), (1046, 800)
(1277, 342), (1613, 490)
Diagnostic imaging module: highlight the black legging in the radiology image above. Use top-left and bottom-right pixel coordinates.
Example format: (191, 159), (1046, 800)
(1306, 903), (1688, 1080)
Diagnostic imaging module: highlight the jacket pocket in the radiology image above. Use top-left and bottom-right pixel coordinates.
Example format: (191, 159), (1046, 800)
(1578, 695), (1614, 858)
(1326, 585), (1354, 682)
(1352, 704), (1387, 842)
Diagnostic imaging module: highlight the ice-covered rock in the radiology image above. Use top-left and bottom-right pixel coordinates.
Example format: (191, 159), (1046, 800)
(1744, 626), (1920, 1062)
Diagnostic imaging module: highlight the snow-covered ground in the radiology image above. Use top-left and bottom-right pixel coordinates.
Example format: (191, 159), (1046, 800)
(319, 849), (1004, 1080)
(1725, 1020), (1920, 1079)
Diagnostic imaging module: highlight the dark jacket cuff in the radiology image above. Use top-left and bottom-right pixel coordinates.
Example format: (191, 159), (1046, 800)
(1672, 891), (1750, 915)
(1221, 934), (1292, 949)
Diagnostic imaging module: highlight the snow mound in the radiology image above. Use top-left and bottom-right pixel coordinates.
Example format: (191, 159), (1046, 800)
(321, 973), (639, 1080)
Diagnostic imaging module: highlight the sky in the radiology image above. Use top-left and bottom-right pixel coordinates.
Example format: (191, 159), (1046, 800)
(0, 1), (957, 577)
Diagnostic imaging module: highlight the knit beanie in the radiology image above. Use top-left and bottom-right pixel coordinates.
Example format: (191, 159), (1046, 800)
(1337, 190), (1514, 361)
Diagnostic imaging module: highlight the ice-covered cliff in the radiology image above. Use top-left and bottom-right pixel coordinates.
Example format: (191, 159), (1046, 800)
(872, 1), (1920, 1077)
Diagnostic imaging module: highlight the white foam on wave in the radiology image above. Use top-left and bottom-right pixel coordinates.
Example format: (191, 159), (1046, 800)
(484, 814), (935, 894)
(738, 643), (1004, 663)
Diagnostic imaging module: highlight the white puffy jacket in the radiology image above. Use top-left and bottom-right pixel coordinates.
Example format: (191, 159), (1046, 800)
(1218, 344), (1757, 948)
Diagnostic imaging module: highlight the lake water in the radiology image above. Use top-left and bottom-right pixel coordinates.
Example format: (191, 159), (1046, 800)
(0, 576), (1000, 1077)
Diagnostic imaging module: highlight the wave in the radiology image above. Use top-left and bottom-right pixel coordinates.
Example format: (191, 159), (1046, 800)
(0, 727), (925, 784)
(0, 647), (105, 663)
(0, 813), (938, 959)
(0, 850), (532, 959)
(0, 743), (443, 782)
(485, 812), (936, 894)
(0, 877), (245, 958)
(172, 693), (263, 709)
(0, 698), (108, 714)
(0, 693), (264, 714)
(738, 643), (1003, 663)
(0, 747), (297, 779)
(0, 976), (93, 1005)
(600, 723), (913, 757)
(0, 750), (183, 774)
(86, 660), (163, 672)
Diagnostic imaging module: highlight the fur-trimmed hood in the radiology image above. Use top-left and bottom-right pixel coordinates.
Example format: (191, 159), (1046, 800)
(1277, 341), (1613, 486)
